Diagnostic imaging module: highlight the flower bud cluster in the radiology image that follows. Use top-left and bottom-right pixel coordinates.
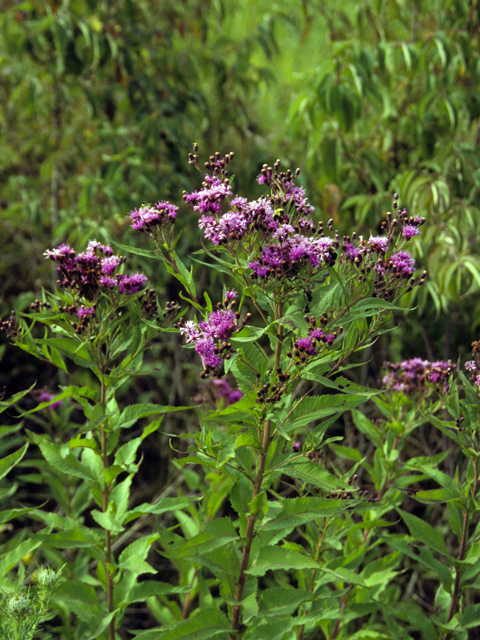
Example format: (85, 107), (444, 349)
(464, 340), (480, 389)
(382, 357), (456, 394)
(288, 313), (342, 363)
(6, 593), (33, 616)
(256, 370), (292, 405)
(30, 300), (51, 312)
(0, 311), (20, 338)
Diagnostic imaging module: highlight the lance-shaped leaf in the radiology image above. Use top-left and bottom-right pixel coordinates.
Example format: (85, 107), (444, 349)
(280, 459), (350, 491)
(397, 509), (452, 560)
(246, 546), (319, 576)
(125, 496), (198, 523)
(261, 497), (352, 532)
(39, 337), (95, 368)
(257, 587), (315, 616)
(0, 538), (42, 575)
(131, 607), (230, 640)
(115, 403), (190, 430)
(159, 517), (238, 560)
(0, 442), (28, 481)
(285, 394), (365, 432)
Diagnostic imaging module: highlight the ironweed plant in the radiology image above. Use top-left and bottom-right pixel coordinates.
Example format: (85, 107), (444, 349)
(1, 148), (477, 639)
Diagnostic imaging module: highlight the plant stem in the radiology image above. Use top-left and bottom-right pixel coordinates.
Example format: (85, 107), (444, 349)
(100, 373), (115, 640)
(229, 417), (271, 639)
(444, 458), (478, 636)
(229, 314), (283, 638)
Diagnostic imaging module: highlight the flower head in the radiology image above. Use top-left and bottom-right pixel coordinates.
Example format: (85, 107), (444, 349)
(402, 225), (421, 239)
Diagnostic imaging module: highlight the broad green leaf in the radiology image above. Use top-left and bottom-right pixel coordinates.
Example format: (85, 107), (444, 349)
(39, 337), (95, 368)
(460, 604), (480, 629)
(35, 528), (101, 550)
(246, 546), (319, 576)
(32, 435), (97, 482)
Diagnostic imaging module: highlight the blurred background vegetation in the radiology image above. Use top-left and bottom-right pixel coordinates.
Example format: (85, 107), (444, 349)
(2, 0), (480, 469)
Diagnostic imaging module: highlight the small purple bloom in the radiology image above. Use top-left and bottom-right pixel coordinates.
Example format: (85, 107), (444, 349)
(118, 273), (148, 294)
(101, 256), (122, 275)
(100, 276), (116, 288)
(195, 337), (222, 370)
(368, 236), (389, 253)
(77, 306), (95, 318)
(38, 391), (62, 411)
(465, 360), (477, 372)
(402, 225), (421, 239)
(345, 242), (360, 259)
(212, 378), (243, 404)
(389, 251), (415, 276)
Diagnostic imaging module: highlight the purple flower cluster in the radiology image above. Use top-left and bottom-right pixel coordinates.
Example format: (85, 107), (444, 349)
(184, 175), (233, 214)
(464, 340), (480, 389)
(382, 358), (456, 394)
(182, 153), (329, 284)
(397, 208), (425, 239)
(38, 391), (62, 411)
(129, 201), (178, 232)
(212, 378), (244, 405)
(249, 235), (336, 281)
(289, 314), (342, 362)
(179, 291), (249, 377)
(44, 240), (148, 301)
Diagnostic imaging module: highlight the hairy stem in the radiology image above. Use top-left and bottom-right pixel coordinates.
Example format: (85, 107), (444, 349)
(100, 374), (115, 640)
(444, 458), (478, 637)
(229, 313), (283, 638)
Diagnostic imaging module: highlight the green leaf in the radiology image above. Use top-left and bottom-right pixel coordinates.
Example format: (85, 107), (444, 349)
(160, 517), (238, 560)
(397, 509), (451, 559)
(125, 497), (198, 523)
(0, 443), (28, 481)
(281, 459), (349, 491)
(414, 488), (458, 504)
(0, 539), (42, 575)
(286, 394), (365, 431)
(31, 435), (97, 482)
(261, 497), (350, 532)
(116, 403), (190, 430)
(246, 546), (319, 576)
(128, 581), (190, 603)
(459, 604), (480, 629)
(39, 337), (95, 368)
(35, 528), (101, 550)
(257, 587), (314, 616)
(131, 607), (229, 640)
(91, 509), (124, 533)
